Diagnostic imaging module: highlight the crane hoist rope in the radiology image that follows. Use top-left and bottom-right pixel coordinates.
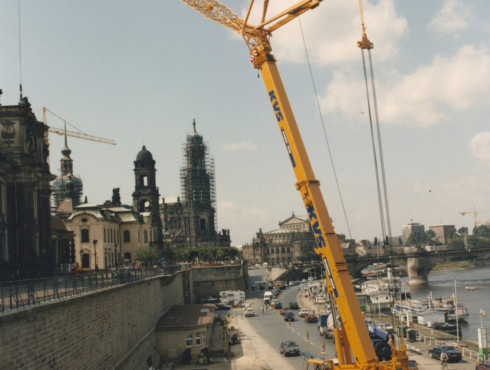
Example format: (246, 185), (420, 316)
(357, 0), (392, 242)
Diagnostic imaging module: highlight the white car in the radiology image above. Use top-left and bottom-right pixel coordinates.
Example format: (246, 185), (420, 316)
(299, 308), (309, 317)
(244, 308), (255, 317)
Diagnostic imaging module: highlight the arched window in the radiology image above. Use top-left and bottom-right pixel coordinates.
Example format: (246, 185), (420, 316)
(81, 229), (89, 243)
(81, 253), (90, 268)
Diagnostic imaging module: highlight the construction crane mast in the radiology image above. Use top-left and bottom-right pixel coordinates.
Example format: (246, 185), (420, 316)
(179, 1), (408, 369)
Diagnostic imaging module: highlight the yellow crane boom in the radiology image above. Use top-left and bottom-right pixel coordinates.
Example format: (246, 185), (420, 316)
(179, 1), (408, 369)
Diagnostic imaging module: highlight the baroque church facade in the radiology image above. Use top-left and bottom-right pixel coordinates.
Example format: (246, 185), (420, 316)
(0, 97), (54, 280)
(64, 120), (230, 271)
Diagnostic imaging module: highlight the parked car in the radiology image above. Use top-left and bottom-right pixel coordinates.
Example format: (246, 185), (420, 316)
(279, 308), (291, 316)
(305, 312), (319, 323)
(215, 303), (232, 310)
(428, 345), (462, 363)
(476, 361), (490, 370)
(289, 301), (299, 309)
(279, 340), (300, 356)
(408, 359), (418, 370)
(284, 312), (295, 321)
(244, 308), (255, 317)
(299, 308), (309, 317)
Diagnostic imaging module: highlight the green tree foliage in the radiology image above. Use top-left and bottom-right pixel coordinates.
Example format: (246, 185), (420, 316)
(135, 246), (159, 266)
(297, 242), (321, 263)
(406, 231), (432, 247)
(169, 246), (241, 263)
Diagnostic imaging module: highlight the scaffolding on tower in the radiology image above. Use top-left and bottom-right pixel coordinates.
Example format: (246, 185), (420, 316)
(180, 118), (217, 249)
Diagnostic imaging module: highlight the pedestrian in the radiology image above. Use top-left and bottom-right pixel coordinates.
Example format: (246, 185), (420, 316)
(440, 349), (448, 369)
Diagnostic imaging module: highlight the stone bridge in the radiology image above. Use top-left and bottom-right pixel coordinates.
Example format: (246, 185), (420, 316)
(276, 247), (490, 286)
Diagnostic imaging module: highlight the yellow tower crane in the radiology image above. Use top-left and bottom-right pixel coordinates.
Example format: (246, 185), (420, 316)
(460, 208), (490, 229)
(179, 1), (408, 369)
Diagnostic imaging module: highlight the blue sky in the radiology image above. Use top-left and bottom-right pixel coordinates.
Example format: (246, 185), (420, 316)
(1, 0), (489, 246)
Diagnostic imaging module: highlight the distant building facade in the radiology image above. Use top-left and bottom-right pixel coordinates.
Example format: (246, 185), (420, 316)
(429, 224), (456, 244)
(242, 213), (315, 267)
(0, 97), (54, 280)
(401, 222), (425, 244)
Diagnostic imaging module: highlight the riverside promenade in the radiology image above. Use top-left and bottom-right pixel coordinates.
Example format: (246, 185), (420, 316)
(297, 290), (482, 370)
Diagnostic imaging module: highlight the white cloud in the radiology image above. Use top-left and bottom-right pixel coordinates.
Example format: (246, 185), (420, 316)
(217, 201), (270, 245)
(321, 45), (490, 127)
(470, 132), (490, 166)
(222, 141), (258, 151)
(240, 0), (407, 65)
(429, 0), (472, 37)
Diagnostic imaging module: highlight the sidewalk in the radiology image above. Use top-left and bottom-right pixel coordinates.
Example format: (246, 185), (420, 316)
(173, 299), (293, 370)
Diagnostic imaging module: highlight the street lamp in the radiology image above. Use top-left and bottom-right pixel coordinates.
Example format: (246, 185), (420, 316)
(93, 240), (98, 271)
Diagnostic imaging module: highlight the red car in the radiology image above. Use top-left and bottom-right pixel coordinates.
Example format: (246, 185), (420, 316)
(305, 313), (318, 323)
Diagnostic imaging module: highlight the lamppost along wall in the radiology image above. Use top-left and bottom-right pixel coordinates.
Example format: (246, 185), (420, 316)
(93, 240), (98, 271)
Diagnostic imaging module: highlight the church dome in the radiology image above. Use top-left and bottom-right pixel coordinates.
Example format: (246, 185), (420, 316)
(136, 146), (154, 163)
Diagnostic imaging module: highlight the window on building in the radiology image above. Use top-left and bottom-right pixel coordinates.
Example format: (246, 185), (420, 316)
(123, 230), (130, 243)
(144, 230), (148, 243)
(202, 331), (207, 346)
(104, 228), (106, 243)
(185, 333), (193, 347)
(200, 219), (206, 230)
(195, 332), (201, 346)
(81, 229), (89, 243)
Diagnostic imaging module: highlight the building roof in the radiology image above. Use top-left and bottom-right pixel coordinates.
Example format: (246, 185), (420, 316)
(51, 215), (68, 231)
(155, 304), (215, 330)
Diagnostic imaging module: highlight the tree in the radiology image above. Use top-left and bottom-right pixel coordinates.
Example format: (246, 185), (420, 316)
(135, 246), (159, 266)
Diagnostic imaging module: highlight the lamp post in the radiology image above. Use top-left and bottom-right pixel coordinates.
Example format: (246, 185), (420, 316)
(93, 240), (98, 271)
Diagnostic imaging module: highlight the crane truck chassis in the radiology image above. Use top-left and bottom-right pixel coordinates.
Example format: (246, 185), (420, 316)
(179, 1), (409, 368)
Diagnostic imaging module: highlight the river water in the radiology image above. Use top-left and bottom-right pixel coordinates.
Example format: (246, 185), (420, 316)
(405, 265), (490, 341)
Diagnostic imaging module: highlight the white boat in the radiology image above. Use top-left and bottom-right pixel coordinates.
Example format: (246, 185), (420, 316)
(360, 268), (410, 310)
(465, 286), (478, 291)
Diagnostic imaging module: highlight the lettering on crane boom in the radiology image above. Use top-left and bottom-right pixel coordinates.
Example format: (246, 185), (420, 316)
(307, 206), (339, 298)
(269, 89), (296, 168)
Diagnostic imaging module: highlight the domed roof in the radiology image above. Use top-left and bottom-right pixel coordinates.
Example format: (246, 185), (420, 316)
(136, 146), (154, 162)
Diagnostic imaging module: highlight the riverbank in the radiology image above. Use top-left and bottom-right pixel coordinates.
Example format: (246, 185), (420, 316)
(432, 256), (490, 271)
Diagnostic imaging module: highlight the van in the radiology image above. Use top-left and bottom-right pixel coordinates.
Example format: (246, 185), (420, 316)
(219, 290), (245, 305)
(264, 291), (273, 304)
